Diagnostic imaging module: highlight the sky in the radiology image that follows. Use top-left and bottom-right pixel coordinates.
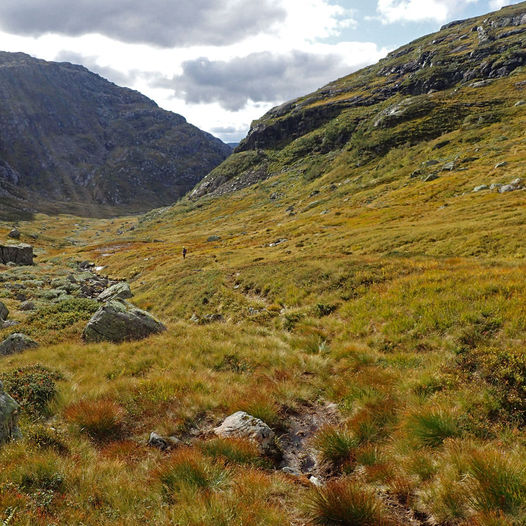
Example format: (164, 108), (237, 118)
(0, 0), (523, 143)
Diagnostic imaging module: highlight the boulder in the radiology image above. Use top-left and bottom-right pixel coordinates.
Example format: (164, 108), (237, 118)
(147, 431), (182, 451)
(0, 333), (38, 356)
(0, 381), (21, 445)
(214, 411), (279, 456)
(97, 282), (133, 303)
(83, 300), (166, 343)
(0, 244), (33, 266)
(7, 228), (20, 240)
(0, 301), (8, 321)
(499, 177), (523, 193)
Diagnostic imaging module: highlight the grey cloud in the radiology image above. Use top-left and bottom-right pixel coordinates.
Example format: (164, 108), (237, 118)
(157, 51), (357, 111)
(0, 0), (285, 47)
(55, 51), (138, 86)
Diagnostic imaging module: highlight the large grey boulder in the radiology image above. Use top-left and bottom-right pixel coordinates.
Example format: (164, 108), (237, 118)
(83, 300), (166, 343)
(0, 244), (33, 265)
(0, 381), (21, 444)
(97, 282), (133, 303)
(214, 411), (279, 456)
(0, 333), (38, 356)
(0, 301), (8, 321)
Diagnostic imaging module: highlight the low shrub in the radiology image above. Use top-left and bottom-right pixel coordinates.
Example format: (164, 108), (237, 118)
(0, 365), (62, 418)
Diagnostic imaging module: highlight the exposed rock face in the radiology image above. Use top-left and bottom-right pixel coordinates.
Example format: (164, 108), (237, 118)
(192, 3), (526, 198)
(0, 244), (33, 265)
(0, 301), (7, 321)
(0, 381), (21, 444)
(0, 52), (231, 219)
(214, 411), (279, 456)
(97, 282), (133, 303)
(0, 333), (38, 356)
(83, 300), (166, 343)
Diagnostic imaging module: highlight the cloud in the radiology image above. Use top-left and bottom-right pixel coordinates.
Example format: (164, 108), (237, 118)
(489, 0), (513, 8)
(0, 0), (286, 47)
(376, 0), (479, 24)
(55, 51), (140, 86)
(156, 46), (383, 111)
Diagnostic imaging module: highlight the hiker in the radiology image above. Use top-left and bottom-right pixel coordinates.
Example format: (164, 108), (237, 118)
(182, 247), (187, 259)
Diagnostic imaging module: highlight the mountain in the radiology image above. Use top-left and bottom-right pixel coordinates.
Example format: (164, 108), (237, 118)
(0, 52), (231, 220)
(192, 2), (526, 198)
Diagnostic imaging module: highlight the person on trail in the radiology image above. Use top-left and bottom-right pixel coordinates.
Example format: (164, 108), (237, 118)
(182, 247), (187, 259)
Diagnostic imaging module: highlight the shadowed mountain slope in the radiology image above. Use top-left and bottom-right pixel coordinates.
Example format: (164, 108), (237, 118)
(0, 52), (231, 220)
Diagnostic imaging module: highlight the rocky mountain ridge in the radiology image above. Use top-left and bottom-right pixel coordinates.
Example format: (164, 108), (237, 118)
(192, 2), (526, 197)
(0, 52), (231, 219)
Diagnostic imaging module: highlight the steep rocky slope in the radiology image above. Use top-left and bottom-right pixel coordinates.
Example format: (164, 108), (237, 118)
(0, 52), (231, 219)
(192, 2), (526, 197)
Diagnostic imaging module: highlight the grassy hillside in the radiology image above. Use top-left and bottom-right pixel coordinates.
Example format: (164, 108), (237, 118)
(0, 3), (525, 525)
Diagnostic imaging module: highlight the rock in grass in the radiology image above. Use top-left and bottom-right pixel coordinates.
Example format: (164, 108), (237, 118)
(473, 185), (489, 192)
(0, 333), (38, 356)
(97, 282), (133, 303)
(214, 411), (279, 456)
(0, 244), (33, 266)
(147, 432), (182, 451)
(0, 301), (8, 321)
(83, 300), (166, 343)
(7, 228), (20, 240)
(0, 381), (21, 444)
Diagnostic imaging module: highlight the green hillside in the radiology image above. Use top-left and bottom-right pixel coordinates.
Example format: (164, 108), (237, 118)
(0, 3), (525, 525)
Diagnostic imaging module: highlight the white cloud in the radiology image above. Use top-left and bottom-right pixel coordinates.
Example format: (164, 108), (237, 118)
(0, 1), (383, 141)
(376, 0), (479, 24)
(489, 0), (512, 8)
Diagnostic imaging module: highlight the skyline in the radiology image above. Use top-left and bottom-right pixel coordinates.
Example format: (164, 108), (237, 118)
(0, 0), (523, 142)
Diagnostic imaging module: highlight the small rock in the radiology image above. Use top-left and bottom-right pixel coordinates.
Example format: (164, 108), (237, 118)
(7, 228), (20, 240)
(473, 185), (489, 192)
(499, 178), (523, 193)
(515, 100), (525, 107)
(0, 381), (22, 444)
(214, 411), (279, 456)
(495, 162), (508, 169)
(309, 475), (323, 487)
(19, 301), (36, 311)
(0, 301), (8, 321)
(148, 432), (182, 451)
(423, 173), (439, 182)
(0, 321), (19, 329)
(442, 161), (457, 171)
(207, 235), (221, 242)
(0, 333), (38, 356)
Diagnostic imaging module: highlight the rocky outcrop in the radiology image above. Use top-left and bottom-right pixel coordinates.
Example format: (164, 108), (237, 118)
(0, 333), (38, 356)
(214, 411), (279, 456)
(0, 244), (33, 265)
(0, 381), (21, 444)
(192, 3), (526, 198)
(0, 52), (231, 219)
(83, 300), (166, 343)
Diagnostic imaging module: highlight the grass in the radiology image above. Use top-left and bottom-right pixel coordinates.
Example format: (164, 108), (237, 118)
(306, 478), (394, 525)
